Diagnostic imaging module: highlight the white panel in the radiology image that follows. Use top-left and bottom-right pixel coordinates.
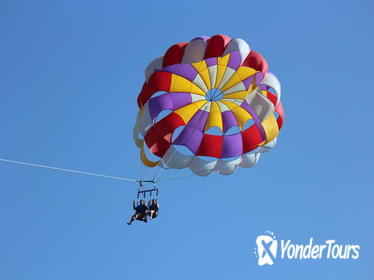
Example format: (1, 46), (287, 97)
(191, 94), (206, 102)
(238, 152), (260, 168)
(223, 38), (251, 63)
(224, 99), (242, 106)
(222, 82), (246, 95)
(245, 89), (257, 104)
(261, 72), (282, 105)
(182, 39), (207, 64)
(145, 56), (163, 82)
(218, 67), (235, 89)
(189, 157), (217, 176)
(202, 102), (211, 112)
(246, 91), (274, 121)
(161, 146), (194, 169)
(258, 138), (277, 153)
(217, 101), (231, 112)
(192, 75), (208, 93)
(208, 65), (217, 88)
(215, 158), (242, 175)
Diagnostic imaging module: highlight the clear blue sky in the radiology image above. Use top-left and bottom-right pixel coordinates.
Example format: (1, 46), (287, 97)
(1, 0), (373, 279)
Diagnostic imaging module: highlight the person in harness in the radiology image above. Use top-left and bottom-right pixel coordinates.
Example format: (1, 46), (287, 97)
(147, 199), (160, 219)
(127, 200), (148, 225)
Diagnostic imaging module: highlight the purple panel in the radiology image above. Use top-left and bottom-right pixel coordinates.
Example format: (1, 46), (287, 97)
(162, 64), (198, 81)
(259, 84), (269, 90)
(173, 126), (203, 154)
(148, 94), (173, 120)
(205, 57), (217, 67)
(242, 76), (254, 89)
(191, 36), (209, 42)
(241, 101), (266, 141)
(162, 64), (178, 73)
(170, 92), (192, 109)
(227, 51), (241, 70)
(256, 72), (264, 84)
(222, 111), (238, 133)
(149, 93), (192, 120)
(186, 109), (209, 131)
(222, 133), (243, 158)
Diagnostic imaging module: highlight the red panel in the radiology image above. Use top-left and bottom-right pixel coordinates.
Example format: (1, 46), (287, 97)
(266, 91), (278, 106)
(242, 50), (268, 77)
(196, 134), (223, 158)
(163, 42), (188, 67)
(204, 34), (231, 59)
(137, 82), (147, 108)
(275, 101), (285, 130)
(144, 113), (185, 158)
(241, 124), (263, 153)
(137, 71), (172, 107)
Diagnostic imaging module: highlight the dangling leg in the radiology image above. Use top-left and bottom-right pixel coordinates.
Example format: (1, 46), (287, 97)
(127, 213), (141, 225)
(127, 214), (136, 225)
(148, 210), (154, 219)
(143, 214), (148, 223)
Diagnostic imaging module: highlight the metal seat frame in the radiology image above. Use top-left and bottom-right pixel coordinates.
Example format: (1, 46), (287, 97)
(136, 180), (158, 199)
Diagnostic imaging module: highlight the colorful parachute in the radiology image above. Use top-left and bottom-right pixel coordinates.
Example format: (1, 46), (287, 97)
(133, 34), (284, 176)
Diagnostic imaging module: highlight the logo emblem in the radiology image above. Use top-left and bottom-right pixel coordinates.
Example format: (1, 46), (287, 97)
(255, 230), (277, 266)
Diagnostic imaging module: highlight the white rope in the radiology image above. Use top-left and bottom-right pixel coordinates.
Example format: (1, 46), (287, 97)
(0, 158), (138, 182)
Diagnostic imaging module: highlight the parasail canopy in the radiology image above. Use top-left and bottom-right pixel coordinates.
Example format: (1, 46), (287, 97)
(133, 34), (285, 176)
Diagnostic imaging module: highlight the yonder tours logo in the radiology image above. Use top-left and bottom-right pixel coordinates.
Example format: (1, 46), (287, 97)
(254, 230), (360, 266)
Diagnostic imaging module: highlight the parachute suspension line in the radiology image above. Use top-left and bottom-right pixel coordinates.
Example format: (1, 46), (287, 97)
(139, 158), (144, 181)
(143, 164), (161, 182)
(137, 155), (157, 182)
(157, 172), (196, 182)
(0, 158), (138, 182)
(152, 147), (178, 181)
(141, 143), (173, 183)
(155, 164), (195, 182)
